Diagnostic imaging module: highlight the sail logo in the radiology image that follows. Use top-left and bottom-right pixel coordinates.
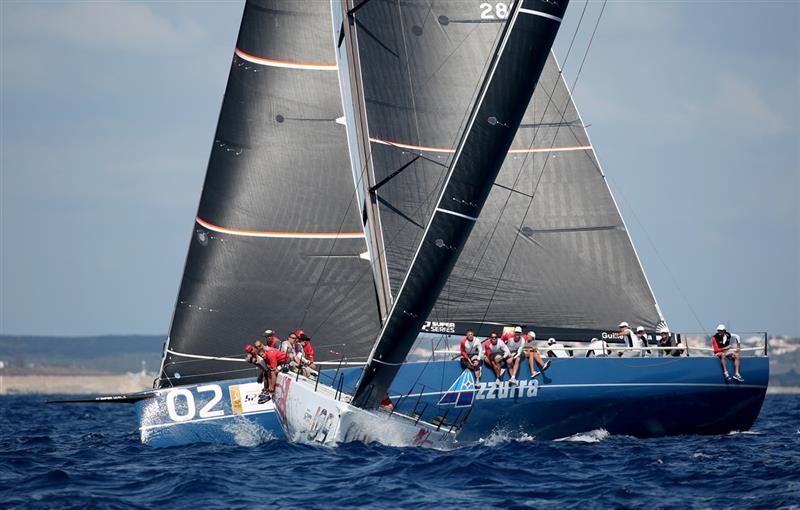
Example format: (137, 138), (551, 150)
(422, 321), (456, 333)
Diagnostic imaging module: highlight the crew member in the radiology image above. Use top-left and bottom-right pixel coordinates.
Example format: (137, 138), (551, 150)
(459, 329), (483, 382)
(504, 327), (526, 385)
(657, 328), (673, 357)
(617, 322), (643, 357)
(244, 344), (272, 400)
(380, 393), (394, 411)
(298, 334), (317, 372)
(483, 332), (511, 383)
(545, 338), (570, 358)
(523, 330), (551, 377)
(264, 329), (280, 349)
(280, 332), (303, 370)
(712, 324), (743, 382)
(586, 337), (610, 357)
(635, 326), (650, 355)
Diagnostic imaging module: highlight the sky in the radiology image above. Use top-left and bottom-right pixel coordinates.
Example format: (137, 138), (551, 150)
(1, 1), (798, 337)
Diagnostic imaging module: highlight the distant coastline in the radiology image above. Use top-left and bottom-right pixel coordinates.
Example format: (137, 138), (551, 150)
(0, 373), (155, 395)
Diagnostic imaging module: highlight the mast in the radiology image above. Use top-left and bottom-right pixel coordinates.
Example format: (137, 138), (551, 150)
(352, 0), (569, 408)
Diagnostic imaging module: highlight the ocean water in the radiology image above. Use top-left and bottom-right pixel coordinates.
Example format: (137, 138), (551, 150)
(1, 395), (798, 509)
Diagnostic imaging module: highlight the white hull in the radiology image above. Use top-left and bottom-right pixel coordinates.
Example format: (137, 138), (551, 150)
(272, 373), (455, 448)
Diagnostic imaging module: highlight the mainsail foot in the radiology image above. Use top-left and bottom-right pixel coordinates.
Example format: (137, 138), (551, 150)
(272, 373), (455, 449)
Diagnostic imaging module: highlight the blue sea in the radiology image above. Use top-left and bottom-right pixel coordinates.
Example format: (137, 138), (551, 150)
(1, 395), (798, 509)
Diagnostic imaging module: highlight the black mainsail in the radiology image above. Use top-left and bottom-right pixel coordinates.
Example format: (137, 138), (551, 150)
(352, 0), (569, 408)
(157, 1), (382, 388)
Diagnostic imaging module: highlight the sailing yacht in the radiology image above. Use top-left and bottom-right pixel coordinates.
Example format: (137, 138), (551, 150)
(132, 0), (769, 447)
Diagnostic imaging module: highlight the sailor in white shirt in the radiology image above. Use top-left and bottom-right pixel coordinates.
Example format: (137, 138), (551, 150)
(617, 322), (644, 357)
(545, 338), (570, 358)
(504, 327), (526, 385)
(522, 330), (551, 377)
(586, 337), (610, 357)
(483, 332), (512, 384)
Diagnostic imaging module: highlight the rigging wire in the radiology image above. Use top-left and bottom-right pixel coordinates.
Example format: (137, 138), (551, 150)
(445, 0), (592, 319)
(474, 0), (608, 327)
(603, 174), (709, 334)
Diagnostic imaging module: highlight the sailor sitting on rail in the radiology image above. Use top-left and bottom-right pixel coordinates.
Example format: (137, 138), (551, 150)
(586, 337), (610, 357)
(459, 329), (483, 382)
(298, 333), (317, 372)
(712, 324), (744, 382)
(635, 326), (651, 355)
(280, 332), (304, 372)
(523, 330), (551, 377)
(483, 332), (512, 384)
(545, 338), (570, 358)
(657, 327), (674, 357)
(263, 329), (281, 349)
(504, 327), (527, 385)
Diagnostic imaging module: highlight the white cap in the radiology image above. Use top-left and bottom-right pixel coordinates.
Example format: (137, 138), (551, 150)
(547, 338), (556, 345)
(514, 326), (523, 333)
(658, 327), (670, 334)
(618, 321), (629, 329)
(264, 329), (274, 336)
(635, 326), (645, 333)
(527, 331), (536, 339)
(716, 324), (726, 331)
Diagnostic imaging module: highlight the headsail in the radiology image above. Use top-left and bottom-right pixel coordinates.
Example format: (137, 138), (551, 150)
(352, 0), (569, 408)
(157, 1), (382, 388)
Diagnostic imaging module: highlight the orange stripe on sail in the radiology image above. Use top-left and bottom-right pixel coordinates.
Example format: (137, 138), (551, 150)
(196, 217), (364, 239)
(234, 48), (337, 71)
(369, 137), (592, 155)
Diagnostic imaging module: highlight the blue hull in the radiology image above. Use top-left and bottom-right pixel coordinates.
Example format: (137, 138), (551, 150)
(137, 356), (768, 446)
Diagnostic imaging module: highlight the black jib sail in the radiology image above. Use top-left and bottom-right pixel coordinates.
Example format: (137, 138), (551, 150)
(352, 0), (569, 408)
(156, 1), (382, 388)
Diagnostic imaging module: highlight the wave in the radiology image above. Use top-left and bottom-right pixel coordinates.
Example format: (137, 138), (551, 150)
(478, 427), (536, 447)
(222, 416), (275, 447)
(553, 428), (610, 443)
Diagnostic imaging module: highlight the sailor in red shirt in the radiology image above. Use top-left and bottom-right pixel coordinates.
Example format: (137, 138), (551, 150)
(380, 393), (394, 411)
(298, 334), (317, 372)
(244, 344), (289, 402)
(712, 324), (743, 382)
(459, 329), (483, 381)
(263, 329), (281, 349)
